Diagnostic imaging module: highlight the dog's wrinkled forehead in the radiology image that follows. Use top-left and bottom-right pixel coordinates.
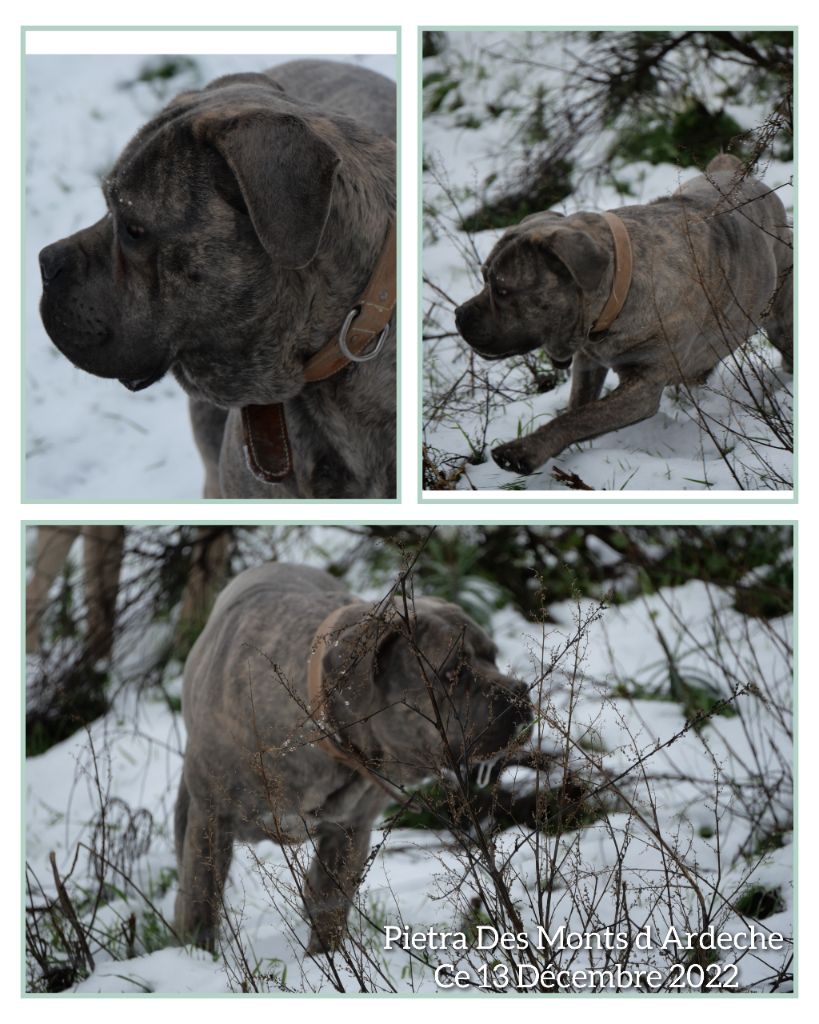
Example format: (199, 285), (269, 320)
(104, 113), (200, 222)
(485, 230), (526, 270)
(104, 76), (307, 212)
(412, 598), (498, 665)
(483, 212), (565, 282)
(482, 231), (540, 289)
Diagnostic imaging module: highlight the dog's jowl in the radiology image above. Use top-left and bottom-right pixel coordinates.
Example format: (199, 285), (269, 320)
(174, 563), (532, 954)
(455, 154), (792, 477)
(39, 60), (397, 499)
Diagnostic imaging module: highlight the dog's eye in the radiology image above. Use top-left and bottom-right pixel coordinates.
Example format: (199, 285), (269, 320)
(444, 666), (471, 688)
(124, 222), (145, 241)
(494, 286), (509, 299)
(443, 667), (459, 687)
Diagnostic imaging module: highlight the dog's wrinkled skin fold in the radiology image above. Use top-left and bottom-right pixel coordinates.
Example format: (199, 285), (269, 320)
(455, 154), (793, 477)
(38, 60), (396, 498)
(174, 563), (532, 954)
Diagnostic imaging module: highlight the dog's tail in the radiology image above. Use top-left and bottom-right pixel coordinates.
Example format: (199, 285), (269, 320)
(707, 152), (743, 173)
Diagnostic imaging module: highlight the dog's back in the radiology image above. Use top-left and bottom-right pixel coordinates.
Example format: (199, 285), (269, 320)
(183, 563), (351, 722)
(676, 153), (790, 242)
(206, 562), (347, 619)
(268, 59), (396, 141)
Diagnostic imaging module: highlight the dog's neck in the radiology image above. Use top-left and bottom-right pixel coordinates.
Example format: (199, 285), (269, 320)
(241, 215), (396, 493)
(588, 212), (634, 339)
(237, 120), (395, 492)
(303, 219), (396, 380)
(240, 134), (396, 492)
(305, 137), (396, 355)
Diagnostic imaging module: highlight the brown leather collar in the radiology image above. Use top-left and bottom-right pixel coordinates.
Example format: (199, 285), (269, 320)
(242, 220), (397, 484)
(590, 211), (633, 336)
(305, 603), (400, 798)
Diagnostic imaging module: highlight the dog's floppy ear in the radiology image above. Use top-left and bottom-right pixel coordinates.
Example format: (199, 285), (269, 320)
(199, 110), (340, 269)
(318, 604), (398, 701)
(532, 227), (609, 293)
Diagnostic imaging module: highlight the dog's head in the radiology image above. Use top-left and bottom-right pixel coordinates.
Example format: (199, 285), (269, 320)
(38, 70), (394, 406)
(454, 211), (612, 368)
(320, 598), (533, 783)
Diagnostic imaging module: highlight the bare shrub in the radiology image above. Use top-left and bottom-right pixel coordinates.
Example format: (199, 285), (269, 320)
(216, 571), (792, 993)
(26, 528), (792, 993)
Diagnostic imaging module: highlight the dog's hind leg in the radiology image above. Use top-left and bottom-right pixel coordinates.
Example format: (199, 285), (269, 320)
(174, 781), (234, 950)
(492, 373), (664, 476)
(174, 772), (190, 867)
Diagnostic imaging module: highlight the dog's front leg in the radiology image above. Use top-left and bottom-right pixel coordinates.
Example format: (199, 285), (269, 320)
(304, 818), (374, 956)
(492, 373), (664, 476)
(188, 398), (229, 499)
(762, 261), (793, 373)
(568, 355), (609, 410)
(174, 781), (235, 951)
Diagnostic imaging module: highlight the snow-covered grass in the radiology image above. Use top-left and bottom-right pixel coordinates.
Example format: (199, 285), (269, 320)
(24, 53), (395, 501)
(422, 32), (794, 493)
(25, 530), (793, 994)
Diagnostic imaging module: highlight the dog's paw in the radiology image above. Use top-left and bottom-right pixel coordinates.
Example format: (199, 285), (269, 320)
(491, 440), (539, 476)
(305, 934), (344, 959)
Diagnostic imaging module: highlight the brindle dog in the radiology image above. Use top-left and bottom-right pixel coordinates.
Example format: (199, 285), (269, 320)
(455, 154), (792, 477)
(175, 563), (532, 953)
(39, 60), (396, 498)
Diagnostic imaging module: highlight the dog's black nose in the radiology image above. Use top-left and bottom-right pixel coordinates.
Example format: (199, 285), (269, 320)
(39, 243), (67, 286)
(453, 305), (464, 331)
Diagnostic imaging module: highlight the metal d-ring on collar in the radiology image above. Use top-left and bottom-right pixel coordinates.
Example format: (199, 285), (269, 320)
(337, 306), (391, 363)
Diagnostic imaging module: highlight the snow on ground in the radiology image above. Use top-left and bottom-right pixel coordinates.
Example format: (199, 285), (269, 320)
(422, 32), (794, 492)
(25, 561), (793, 993)
(25, 53), (395, 501)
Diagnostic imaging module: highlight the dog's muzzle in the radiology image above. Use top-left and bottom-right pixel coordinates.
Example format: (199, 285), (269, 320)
(39, 241), (70, 287)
